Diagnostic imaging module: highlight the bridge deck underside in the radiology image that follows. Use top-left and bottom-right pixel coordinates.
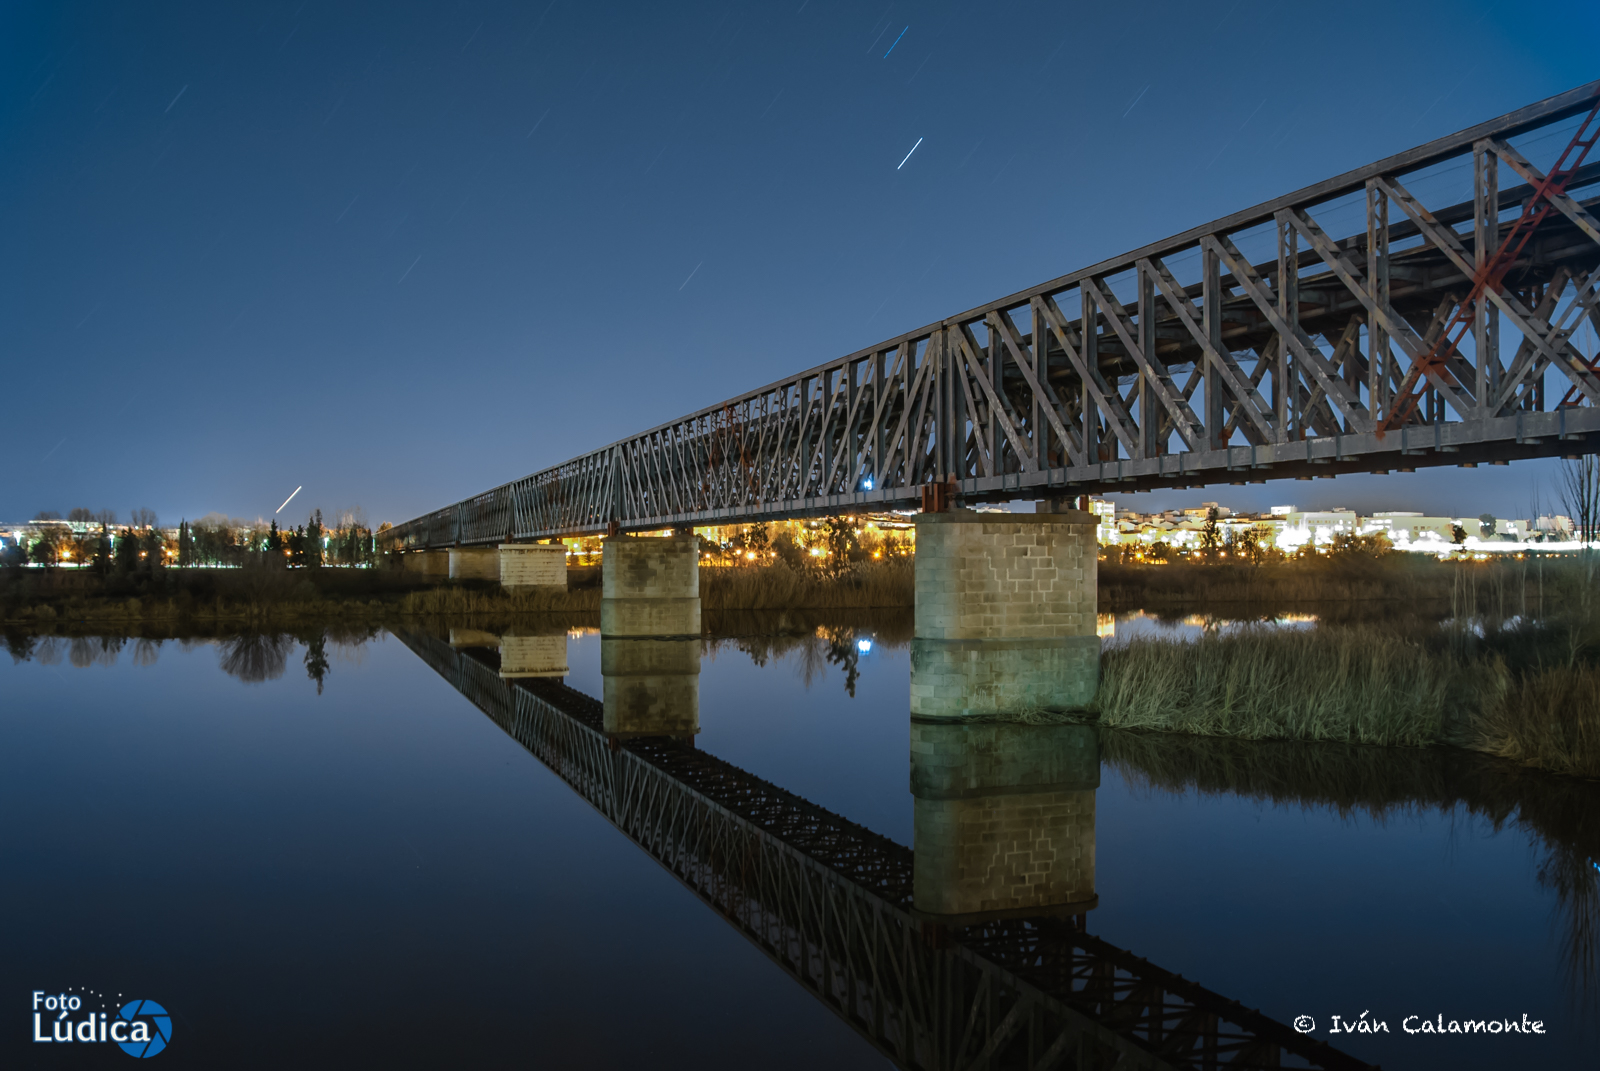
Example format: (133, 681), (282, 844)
(397, 629), (1372, 1070)
(388, 83), (1600, 547)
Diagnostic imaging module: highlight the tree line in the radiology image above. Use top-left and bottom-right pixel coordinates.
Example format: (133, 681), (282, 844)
(3, 508), (384, 572)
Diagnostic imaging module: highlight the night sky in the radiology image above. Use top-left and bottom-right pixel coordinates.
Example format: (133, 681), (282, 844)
(3, 1), (1597, 529)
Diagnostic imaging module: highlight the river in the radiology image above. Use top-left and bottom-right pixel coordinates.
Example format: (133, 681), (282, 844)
(2, 619), (1594, 1069)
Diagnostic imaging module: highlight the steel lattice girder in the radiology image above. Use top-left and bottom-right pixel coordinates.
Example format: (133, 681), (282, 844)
(384, 82), (1600, 547)
(386, 81), (1600, 549)
(396, 629), (1374, 1071)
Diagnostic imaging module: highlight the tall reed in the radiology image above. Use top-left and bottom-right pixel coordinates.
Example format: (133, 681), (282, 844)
(1096, 625), (1502, 747)
(1475, 664), (1600, 779)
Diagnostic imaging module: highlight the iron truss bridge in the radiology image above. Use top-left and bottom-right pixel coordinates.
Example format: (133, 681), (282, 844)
(387, 81), (1600, 547)
(396, 629), (1373, 1071)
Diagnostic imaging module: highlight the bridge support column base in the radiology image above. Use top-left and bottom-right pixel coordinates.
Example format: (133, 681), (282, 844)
(600, 535), (701, 637)
(448, 546), (500, 581)
(911, 509), (1098, 718)
(402, 550), (451, 577)
(499, 543), (566, 591)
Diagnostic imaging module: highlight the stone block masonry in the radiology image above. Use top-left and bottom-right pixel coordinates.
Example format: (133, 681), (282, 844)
(499, 635), (569, 679)
(911, 721), (1098, 920)
(402, 550), (451, 577)
(599, 535), (701, 638)
(911, 510), (1098, 717)
(499, 543), (566, 590)
(448, 546), (500, 581)
(601, 637), (700, 738)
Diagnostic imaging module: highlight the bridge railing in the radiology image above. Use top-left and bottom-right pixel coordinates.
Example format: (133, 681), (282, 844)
(386, 81), (1600, 547)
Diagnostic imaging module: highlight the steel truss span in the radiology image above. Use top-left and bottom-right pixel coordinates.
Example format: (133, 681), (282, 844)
(388, 81), (1600, 547)
(397, 629), (1372, 1071)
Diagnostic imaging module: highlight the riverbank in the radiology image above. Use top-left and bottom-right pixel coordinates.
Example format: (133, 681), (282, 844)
(2, 552), (1578, 624)
(0, 561), (916, 627)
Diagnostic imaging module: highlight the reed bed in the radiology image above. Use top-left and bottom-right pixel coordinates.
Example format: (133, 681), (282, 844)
(700, 561), (913, 610)
(1096, 625), (1496, 747)
(1097, 617), (1600, 780)
(1475, 664), (1600, 779)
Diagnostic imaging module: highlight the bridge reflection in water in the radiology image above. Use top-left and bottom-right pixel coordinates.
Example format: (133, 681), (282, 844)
(397, 629), (1369, 1071)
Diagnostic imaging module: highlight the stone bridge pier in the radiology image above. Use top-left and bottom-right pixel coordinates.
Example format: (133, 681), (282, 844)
(909, 507), (1100, 921)
(911, 721), (1099, 921)
(600, 534), (702, 739)
(910, 509), (1098, 719)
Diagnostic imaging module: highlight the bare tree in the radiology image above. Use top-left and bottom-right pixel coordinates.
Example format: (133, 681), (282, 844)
(131, 507), (158, 529)
(67, 507), (93, 522)
(94, 509), (117, 526)
(32, 510), (61, 521)
(1559, 455), (1600, 546)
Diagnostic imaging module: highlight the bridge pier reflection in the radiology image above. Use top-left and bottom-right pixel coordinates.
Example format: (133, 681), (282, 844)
(912, 722), (1097, 922)
(601, 637), (700, 739)
(396, 628), (1371, 1071)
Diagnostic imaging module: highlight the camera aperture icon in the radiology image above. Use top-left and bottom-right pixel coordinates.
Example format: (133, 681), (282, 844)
(117, 1000), (172, 1058)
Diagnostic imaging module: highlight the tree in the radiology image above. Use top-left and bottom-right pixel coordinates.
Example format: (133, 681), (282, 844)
(1451, 523), (1467, 546)
(33, 510), (61, 521)
(1559, 454), (1600, 547)
(1199, 507), (1221, 561)
(1479, 513), (1496, 539)
(114, 529), (141, 574)
(305, 511), (324, 568)
(177, 521), (192, 567)
(821, 516), (859, 576)
(131, 507), (158, 530)
(67, 507), (93, 523)
(267, 519), (282, 555)
(30, 527), (63, 567)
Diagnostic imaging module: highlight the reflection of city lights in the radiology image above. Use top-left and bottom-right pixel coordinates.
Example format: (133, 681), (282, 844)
(856, 638), (872, 654)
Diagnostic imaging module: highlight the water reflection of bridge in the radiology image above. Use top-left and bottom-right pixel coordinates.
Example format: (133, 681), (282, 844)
(396, 629), (1370, 1071)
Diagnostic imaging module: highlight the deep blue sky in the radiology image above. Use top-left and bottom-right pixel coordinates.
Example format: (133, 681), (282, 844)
(3, 1), (1597, 527)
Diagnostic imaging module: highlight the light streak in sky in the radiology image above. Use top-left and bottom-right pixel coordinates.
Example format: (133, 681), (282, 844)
(276, 486), (303, 514)
(896, 137), (922, 170)
(1121, 84), (1150, 118)
(883, 26), (907, 57)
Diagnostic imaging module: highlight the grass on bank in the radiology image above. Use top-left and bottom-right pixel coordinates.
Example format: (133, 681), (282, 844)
(1096, 615), (1600, 779)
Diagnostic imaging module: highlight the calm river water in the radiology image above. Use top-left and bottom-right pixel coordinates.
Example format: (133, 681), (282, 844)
(3, 619), (1595, 1070)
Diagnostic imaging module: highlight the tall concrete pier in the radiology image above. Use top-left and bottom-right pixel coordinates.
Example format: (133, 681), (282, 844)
(910, 509), (1098, 718)
(599, 534), (701, 638)
(911, 721), (1098, 921)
